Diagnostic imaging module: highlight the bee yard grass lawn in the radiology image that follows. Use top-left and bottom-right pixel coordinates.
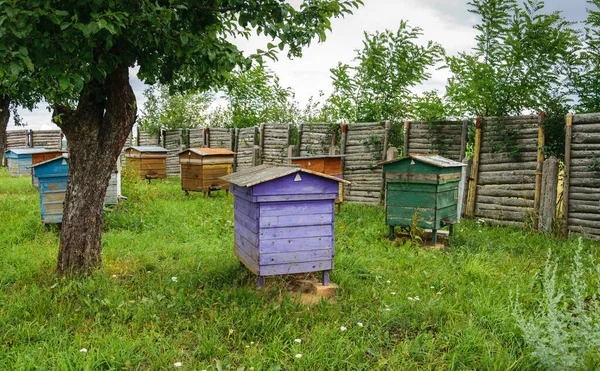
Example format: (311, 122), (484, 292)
(0, 167), (598, 370)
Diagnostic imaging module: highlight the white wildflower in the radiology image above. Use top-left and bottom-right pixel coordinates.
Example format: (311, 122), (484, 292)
(295, 354), (302, 359)
(173, 362), (182, 367)
(171, 276), (178, 282)
(294, 339), (302, 344)
(391, 292), (396, 295)
(79, 348), (88, 353)
(340, 326), (347, 332)
(357, 322), (363, 327)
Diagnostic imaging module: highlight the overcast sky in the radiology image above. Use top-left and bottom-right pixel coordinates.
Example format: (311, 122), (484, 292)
(10, 0), (589, 131)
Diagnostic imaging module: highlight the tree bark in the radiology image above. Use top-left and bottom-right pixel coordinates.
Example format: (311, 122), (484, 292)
(56, 64), (136, 275)
(0, 96), (10, 167)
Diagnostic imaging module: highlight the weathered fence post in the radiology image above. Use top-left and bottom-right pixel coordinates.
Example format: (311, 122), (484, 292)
(561, 114), (573, 237)
(460, 120), (468, 161)
(204, 127), (210, 148)
(539, 156), (558, 232)
(466, 117), (482, 218)
(403, 120), (410, 156)
(296, 123), (303, 157)
(233, 128), (240, 172)
(458, 158), (473, 221)
(386, 147), (399, 161)
(252, 145), (261, 166)
(340, 123), (348, 170)
(533, 112), (546, 228)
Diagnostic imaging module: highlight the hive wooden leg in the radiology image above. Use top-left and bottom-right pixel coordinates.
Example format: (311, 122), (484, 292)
(389, 225), (394, 240)
(257, 276), (265, 288)
(432, 229), (438, 245)
(449, 224), (454, 236)
(323, 270), (330, 286)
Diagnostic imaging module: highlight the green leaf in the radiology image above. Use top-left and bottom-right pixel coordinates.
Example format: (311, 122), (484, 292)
(180, 33), (189, 46)
(8, 62), (23, 76)
(59, 76), (70, 90)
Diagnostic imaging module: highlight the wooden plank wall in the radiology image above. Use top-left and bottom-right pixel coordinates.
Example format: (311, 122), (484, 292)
(137, 130), (159, 146)
(405, 120), (467, 161)
(297, 123), (339, 156)
(188, 128), (205, 148)
(235, 127), (258, 170)
(563, 113), (600, 240)
(207, 127), (233, 150)
(31, 130), (62, 149)
(6, 130), (29, 148)
(471, 115), (541, 227)
(164, 129), (184, 177)
(260, 124), (290, 165)
(342, 122), (389, 204)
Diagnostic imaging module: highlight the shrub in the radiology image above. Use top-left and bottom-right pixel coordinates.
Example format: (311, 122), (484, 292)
(513, 238), (600, 370)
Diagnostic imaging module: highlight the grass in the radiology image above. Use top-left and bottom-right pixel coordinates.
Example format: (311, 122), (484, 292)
(0, 167), (599, 370)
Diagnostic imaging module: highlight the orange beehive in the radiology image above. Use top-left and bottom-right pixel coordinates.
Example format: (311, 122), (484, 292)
(178, 148), (235, 197)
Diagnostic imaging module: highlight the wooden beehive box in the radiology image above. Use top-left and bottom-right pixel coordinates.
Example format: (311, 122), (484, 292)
(31, 149), (67, 186)
(221, 164), (349, 287)
(32, 155), (69, 225)
(381, 154), (465, 244)
(178, 148), (235, 197)
(5, 148), (50, 177)
(290, 155), (344, 207)
(124, 146), (168, 180)
(105, 157), (122, 206)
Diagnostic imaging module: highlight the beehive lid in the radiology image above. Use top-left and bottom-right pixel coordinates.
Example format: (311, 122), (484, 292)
(31, 154), (69, 168)
(6, 147), (51, 155)
(288, 155), (345, 160)
(125, 146), (167, 153)
(380, 154), (465, 168)
(221, 164), (350, 187)
(178, 148), (235, 156)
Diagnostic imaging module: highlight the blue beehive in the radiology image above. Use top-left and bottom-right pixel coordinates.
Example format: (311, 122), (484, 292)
(32, 155), (69, 225)
(5, 148), (49, 177)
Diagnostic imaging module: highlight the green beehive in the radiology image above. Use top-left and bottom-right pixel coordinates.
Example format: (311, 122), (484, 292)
(381, 154), (465, 244)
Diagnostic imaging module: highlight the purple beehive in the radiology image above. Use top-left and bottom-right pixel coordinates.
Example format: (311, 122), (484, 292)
(221, 164), (349, 287)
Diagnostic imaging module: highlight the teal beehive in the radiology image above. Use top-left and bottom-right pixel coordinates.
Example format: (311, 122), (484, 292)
(32, 155), (69, 225)
(381, 154), (465, 244)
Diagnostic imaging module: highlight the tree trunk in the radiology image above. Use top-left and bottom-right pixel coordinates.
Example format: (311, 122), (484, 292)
(0, 96), (10, 167)
(56, 64), (136, 275)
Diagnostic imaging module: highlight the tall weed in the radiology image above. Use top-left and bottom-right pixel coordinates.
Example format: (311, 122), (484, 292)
(513, 238), (600, 370)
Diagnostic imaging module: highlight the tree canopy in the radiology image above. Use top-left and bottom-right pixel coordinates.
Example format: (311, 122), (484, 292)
(0, 0), (363, 274)
(445, 0), (579, 117)
(327, 21), (445, 124)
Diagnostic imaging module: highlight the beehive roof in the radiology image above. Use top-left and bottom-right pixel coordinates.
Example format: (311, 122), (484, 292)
(178, 148), (235, 156)
(380, 154), (465, 168)
(221, 164), (349, 187)
(125, 146), (167, 153)
(288, 155), (345, 160)
(31, 154), (69, 168)
(6, 147), (51, 155)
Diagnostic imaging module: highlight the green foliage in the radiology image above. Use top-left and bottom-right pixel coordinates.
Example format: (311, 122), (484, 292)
(2, 169), (600, 369)
(541, 100), (569, 161)
(327, 21), (445, 125)
(138, 84), (212, 136)
(587, 152), (600, 171)
(0, 0), (362, 107)
(446, 0), (579, 117)
(219, 66), (298, 128)
(413, 90), (454, 123)
(513, 239), (600, 370)
(489, 119), (522, 158)
(570, 0), (600, 113)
